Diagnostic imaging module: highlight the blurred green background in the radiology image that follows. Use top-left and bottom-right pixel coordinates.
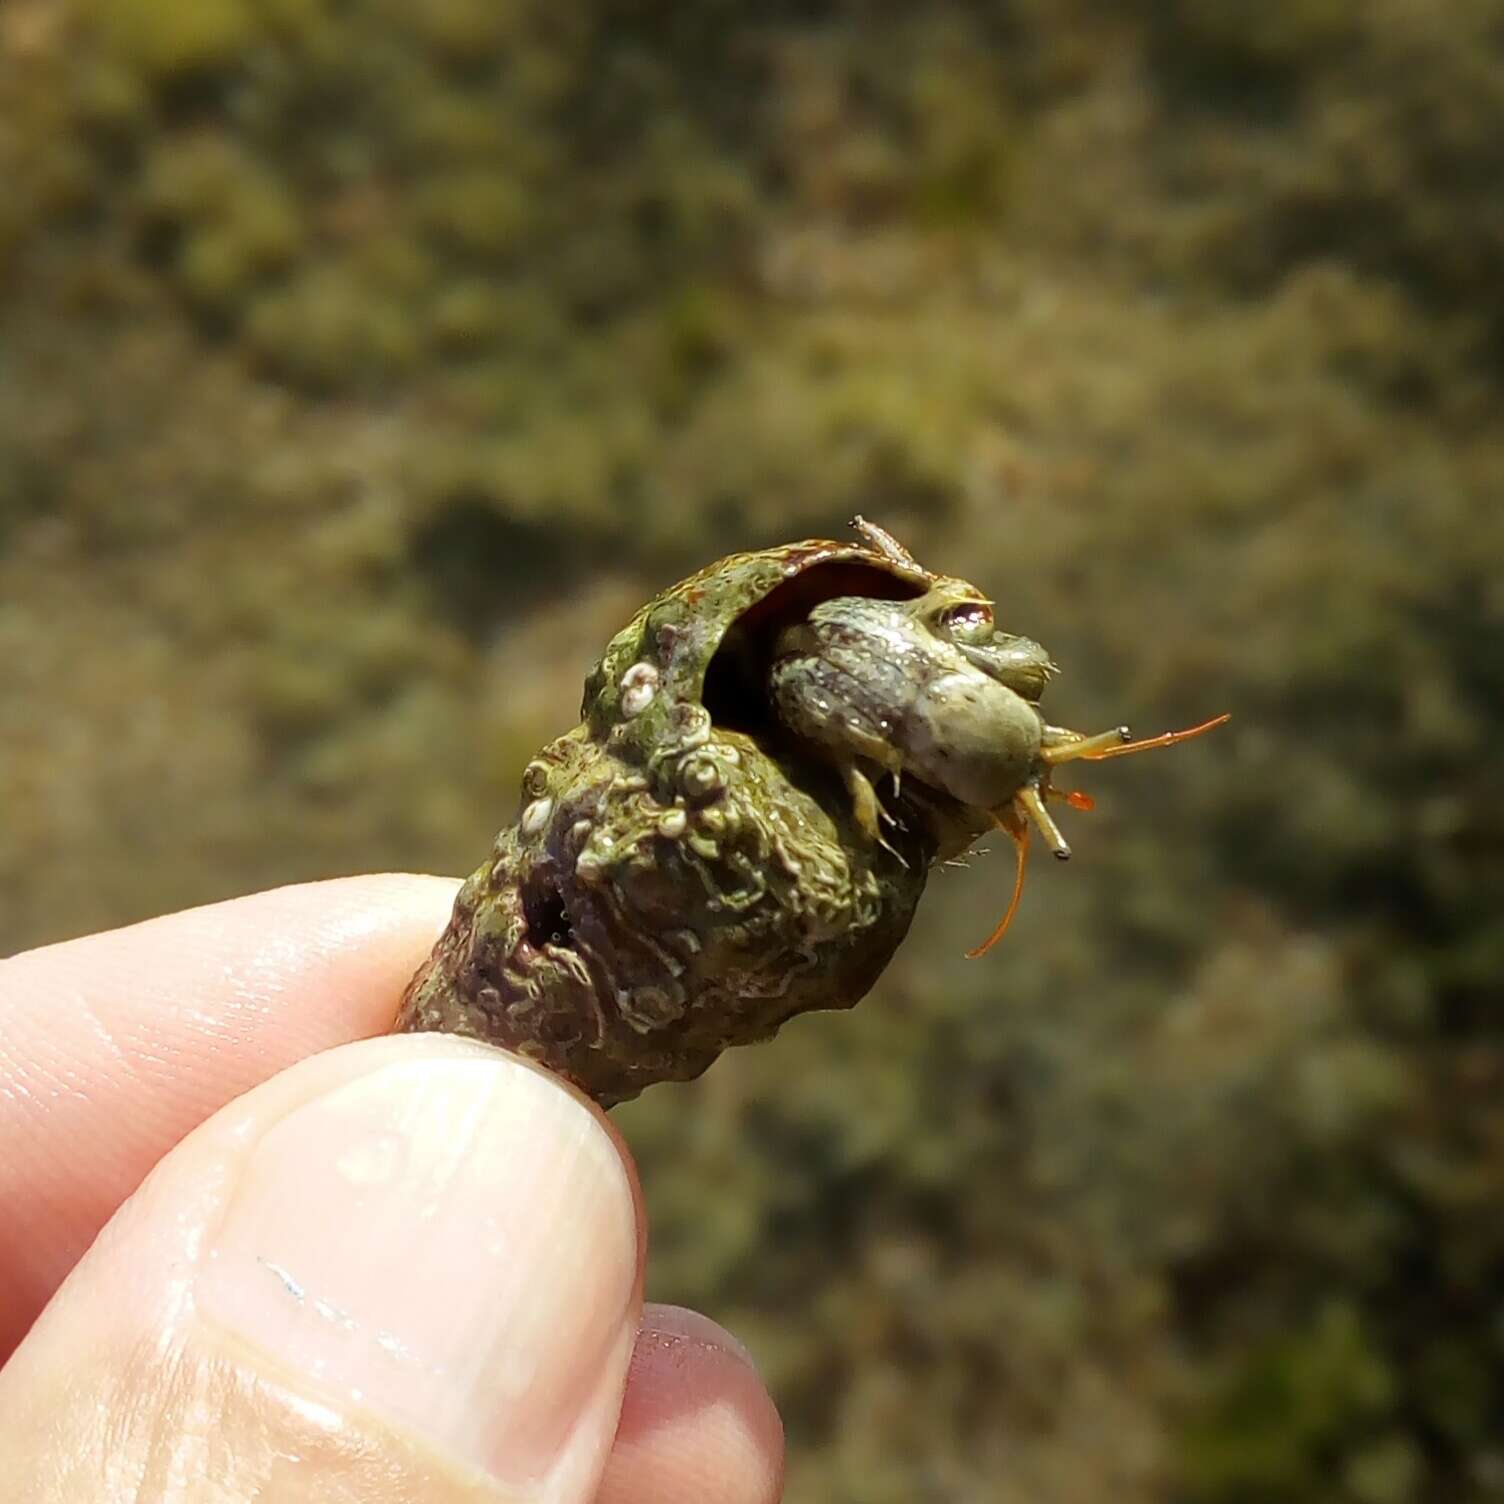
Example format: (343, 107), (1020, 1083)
(3, 0), (1502, 1498)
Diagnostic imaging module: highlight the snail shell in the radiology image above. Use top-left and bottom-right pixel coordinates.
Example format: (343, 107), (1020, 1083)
(397, 531), (995, 1105)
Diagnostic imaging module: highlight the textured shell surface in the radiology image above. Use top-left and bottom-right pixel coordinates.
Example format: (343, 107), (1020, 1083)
(396, 524), (1170, 1105)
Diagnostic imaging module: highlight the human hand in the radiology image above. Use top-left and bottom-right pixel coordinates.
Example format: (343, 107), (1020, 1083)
(0, 877), (784, 1502)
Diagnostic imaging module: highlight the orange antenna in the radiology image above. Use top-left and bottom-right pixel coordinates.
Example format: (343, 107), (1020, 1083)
(969, 714), (1227, 958)
(1080, 713), (1230, 761)
(966, 808), (1031, 959)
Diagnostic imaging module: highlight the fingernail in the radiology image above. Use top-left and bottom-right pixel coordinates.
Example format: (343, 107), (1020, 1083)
(641, 1303), (761, 1372)
(196, 1050), (639, 1488)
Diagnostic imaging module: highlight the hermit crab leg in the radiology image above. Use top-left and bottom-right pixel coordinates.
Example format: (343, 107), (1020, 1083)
(843, 763), (908, 867)
(1015, 783), (1071, 861)
(842, 763), (886, 844)
(965, 806), (1031, 959)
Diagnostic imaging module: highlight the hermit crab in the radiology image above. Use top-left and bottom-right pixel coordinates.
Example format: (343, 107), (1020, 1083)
(397, 519), (1225, 1105)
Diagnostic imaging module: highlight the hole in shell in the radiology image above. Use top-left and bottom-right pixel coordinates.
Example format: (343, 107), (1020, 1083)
(522, 873), (574, 949)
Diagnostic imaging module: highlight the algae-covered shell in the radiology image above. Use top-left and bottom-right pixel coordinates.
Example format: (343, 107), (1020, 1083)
(397, 534), (990, 1105)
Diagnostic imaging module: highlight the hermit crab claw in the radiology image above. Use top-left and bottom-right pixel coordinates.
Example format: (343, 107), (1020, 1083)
(966, 713), (1230, 958)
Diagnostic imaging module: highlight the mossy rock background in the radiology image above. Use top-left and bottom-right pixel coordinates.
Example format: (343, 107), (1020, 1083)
(3, 2), (1502, 1499)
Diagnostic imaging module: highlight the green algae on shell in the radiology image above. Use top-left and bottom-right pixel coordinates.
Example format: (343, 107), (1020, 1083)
(396, 528), (999, 1104)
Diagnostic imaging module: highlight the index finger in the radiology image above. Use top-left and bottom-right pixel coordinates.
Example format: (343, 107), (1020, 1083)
(0, 874), (457, 1361)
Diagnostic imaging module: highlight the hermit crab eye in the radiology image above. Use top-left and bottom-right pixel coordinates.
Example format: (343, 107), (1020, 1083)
(940, 602), (994, 646)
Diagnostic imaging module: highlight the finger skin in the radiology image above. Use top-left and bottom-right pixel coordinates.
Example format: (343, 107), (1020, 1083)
(1, 886), (787, 1500)
(0, 874), (458, 1358)
(602, 1306), (785, 1504)
(0, 1035), (647, 1503)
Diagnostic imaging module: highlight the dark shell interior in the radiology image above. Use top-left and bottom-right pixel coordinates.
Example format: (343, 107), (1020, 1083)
(702, 556), (929, 741)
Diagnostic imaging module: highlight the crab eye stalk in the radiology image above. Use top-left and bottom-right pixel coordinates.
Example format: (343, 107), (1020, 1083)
(940, 601), (996, 646)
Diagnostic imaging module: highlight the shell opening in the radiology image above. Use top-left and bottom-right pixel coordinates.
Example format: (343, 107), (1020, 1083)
(703, 560), (925, 737)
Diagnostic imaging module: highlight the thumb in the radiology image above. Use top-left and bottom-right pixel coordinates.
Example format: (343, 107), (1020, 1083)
(0, 1035), (645, 1503)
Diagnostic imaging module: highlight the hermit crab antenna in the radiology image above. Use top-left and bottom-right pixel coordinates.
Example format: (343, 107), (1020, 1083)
(1040, 713), (1230, 766)
(966, 807), (1031, 959)
(1080, 713), (1231, 760)
(1040, 726), (1132, 765)
(967, 715), (1226, 957)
